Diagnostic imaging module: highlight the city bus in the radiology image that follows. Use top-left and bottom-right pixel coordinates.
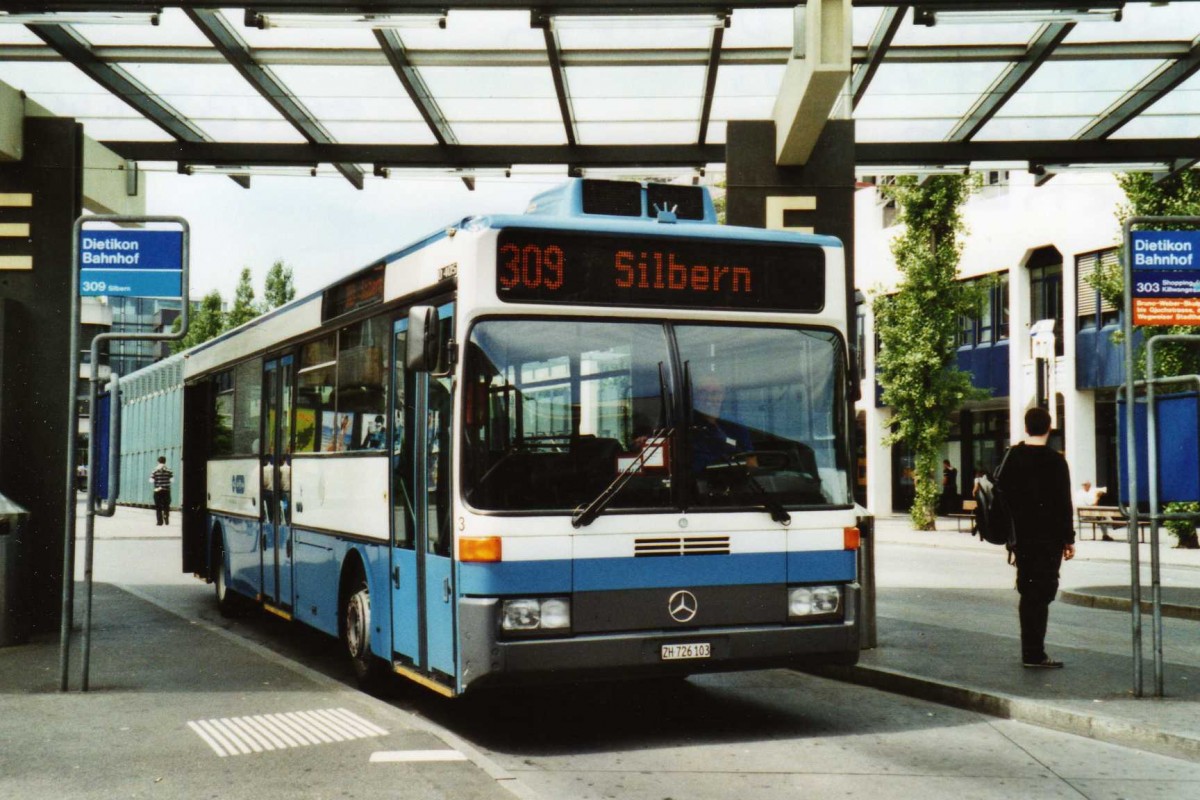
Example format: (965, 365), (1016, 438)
(180, 178), (862, 696)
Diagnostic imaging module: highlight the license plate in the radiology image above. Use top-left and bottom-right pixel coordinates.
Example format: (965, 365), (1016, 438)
(661, 643), (711, 661)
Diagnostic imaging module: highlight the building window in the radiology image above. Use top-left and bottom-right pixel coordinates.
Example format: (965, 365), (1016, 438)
(1076, 248), (1120, 331)
(1028, 247), (1064, 356)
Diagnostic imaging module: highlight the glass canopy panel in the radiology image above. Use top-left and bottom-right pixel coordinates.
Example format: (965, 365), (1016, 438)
(573, 97), (698, 123)
(317, 121), (438, 145)
(555, 23), (713, 51)
(72, 8), (210, 47)
(439, 97), (562, 124)
(576, 121), (699, 145)
(567, 65), (705, 100)
(725, 8), (795, 48)
(979, 59), (1167, 140)
(850, 7), (885, 47)
(972, 116), (1090, 141)
(854, 62), (1008, 135)
(419, 66), (558, 100)
(0, 61), (131, 117)
(198, 120), (307, 143)
(1110, 113), (1200, 140)
(401, 10), (543, 51)
(121, 62), (288, 120)
(450, 122), (567, 145)
(270, 65), (425, 124)
(855, 118), (962, 143)
(77, 118), (174, 142)
(0, 24), (40, 45)
(712, 65), (786, 118)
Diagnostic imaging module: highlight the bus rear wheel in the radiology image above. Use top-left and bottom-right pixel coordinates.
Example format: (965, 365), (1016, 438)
(342, 576), (387, 691)
(214, 538), (246, 617)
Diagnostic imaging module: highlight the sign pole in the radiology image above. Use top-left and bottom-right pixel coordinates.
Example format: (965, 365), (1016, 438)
(59, 216), (189, 692)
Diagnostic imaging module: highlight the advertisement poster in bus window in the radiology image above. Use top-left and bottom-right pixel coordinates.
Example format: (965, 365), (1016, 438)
(295, 408), (317, 451)
(361, 413), (386, 449)
(322, 412), (353, 452)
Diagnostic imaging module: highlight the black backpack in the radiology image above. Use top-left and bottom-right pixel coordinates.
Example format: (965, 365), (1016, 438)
(974, 446), (1016, 551)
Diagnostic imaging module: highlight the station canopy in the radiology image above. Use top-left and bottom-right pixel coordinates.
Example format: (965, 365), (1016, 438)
(0, 1), (1196, 188)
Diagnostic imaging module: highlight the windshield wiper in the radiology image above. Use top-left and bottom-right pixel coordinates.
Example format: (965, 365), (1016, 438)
(572, 362), (675, 529)
(571, 427), (673, 529)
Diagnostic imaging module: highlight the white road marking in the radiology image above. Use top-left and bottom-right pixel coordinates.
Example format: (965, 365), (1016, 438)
(369, 750), (469, 763)
(189, 708), (386, 757)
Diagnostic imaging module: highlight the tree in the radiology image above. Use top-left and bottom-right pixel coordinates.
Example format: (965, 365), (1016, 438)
(262, 259), (296, 310)
(225, 267), (258, 330)
(873, 174), (988, 530)
(1093, 170), (1200, 548)
(170, 290), (225, 353)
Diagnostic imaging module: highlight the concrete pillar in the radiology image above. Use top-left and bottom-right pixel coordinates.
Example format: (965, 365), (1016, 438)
(0, 116), (83, 636)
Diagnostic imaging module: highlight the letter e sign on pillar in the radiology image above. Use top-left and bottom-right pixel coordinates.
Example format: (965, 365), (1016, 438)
(766, 196), (817, 234)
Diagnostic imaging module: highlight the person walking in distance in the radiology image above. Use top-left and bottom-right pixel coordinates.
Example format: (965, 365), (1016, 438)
(150, 455), (174, 526)
(998, 407), (1075, 668)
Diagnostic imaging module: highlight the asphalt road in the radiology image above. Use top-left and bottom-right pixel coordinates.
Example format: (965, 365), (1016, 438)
(79, 520), (1200, 800)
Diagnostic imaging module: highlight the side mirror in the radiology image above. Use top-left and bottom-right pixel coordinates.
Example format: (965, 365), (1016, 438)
(406, 305), (440, 372)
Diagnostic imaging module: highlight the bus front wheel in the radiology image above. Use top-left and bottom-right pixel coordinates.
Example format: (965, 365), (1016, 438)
(214, 538), (247, 618)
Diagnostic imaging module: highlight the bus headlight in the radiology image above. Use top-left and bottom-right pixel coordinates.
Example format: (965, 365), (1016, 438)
(501, 597), (571, 633)
(788, 585), (840, 619)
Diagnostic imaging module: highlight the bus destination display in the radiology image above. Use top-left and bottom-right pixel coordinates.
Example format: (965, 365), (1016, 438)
(495, 229), (825, 312)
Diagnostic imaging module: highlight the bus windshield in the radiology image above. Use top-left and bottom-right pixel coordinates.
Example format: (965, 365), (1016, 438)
(462, 319), (850, 514)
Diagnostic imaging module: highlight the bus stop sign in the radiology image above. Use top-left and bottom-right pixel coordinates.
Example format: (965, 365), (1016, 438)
(1131, 230), (1200, 326)
(78, 229), (184, 298)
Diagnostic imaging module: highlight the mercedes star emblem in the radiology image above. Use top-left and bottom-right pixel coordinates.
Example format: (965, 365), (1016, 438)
(667, 590), (698, 623)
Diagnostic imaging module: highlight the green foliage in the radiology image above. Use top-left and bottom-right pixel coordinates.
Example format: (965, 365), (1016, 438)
(1100, 171), (1200, 547)
(171, 290), (226, 353)
(262, 259), (296, 310)
(226, 267), (258, 330)
(873, 174), (988, 530)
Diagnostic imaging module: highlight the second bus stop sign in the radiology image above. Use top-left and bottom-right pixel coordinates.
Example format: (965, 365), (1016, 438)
(1131, 229), (1200, 326)
(79, 229), (183, 298)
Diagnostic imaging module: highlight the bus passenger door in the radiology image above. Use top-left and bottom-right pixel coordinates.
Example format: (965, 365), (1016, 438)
(420, 369), (455, 677)
(261, 355), (295, 610)
(390, 320), (420, 665)
(391, 308), (456, 680)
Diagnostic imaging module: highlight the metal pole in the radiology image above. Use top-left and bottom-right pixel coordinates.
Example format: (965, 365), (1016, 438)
(58, 216), (84, 693)
(1145, 337), (1164, 697)
(80, 350), (100, 693)
(1122, 217), (1143, 697)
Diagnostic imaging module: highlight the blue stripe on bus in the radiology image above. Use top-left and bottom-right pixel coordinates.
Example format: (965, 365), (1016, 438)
(459, 551), (854, 596)
(787, 550), (857, 584)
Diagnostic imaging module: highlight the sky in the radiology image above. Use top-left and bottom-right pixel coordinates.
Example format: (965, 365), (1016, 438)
(143, 170), (567, 302)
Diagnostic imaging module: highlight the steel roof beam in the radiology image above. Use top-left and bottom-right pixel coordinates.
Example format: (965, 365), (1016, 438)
(27, 25), (208, 142)
(185, 8), (364, 189)
(697, 20), (725, 145)
(945, 21), (1073, 143)
(534, 16), (579, 146)
(3, 1), (1182, 12)
(99, 138), (1200, 168)
(3, 41), (1193, 68)
(1076, 36), (1200, 140)
(852, 5), (904, 109)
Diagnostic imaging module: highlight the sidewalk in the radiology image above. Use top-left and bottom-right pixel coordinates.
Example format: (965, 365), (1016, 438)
(0, 502), (531, 800)
(818, 514), (1200, 762)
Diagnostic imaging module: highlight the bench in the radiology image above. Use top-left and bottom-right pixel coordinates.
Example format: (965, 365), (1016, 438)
(1076, 505), (1147, 542)
(949, 499), (977, 533)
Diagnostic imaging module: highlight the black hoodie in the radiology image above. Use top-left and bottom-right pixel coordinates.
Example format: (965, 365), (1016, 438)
(998, 442), (1074, 547)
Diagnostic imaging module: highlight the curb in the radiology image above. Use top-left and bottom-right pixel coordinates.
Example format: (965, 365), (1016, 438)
(1059, 590), (1200, 622)
(808, 663), (1200, 763)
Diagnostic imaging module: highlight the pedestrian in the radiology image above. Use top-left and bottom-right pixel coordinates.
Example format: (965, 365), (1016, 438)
(940, 459), (959, 514)
(997, 407), (1075, 668)
(150, 455), (174, 526)
(1074, 480), (1112, 540)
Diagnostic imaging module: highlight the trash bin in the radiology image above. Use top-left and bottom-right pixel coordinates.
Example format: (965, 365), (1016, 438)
(0, 492), (30, 647)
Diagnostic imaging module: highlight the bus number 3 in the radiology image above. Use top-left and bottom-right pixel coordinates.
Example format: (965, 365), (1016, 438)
(499, 243), (564, 291)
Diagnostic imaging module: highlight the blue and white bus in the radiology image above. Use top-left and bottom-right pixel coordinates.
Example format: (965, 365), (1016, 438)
(181, 179), (861, 696)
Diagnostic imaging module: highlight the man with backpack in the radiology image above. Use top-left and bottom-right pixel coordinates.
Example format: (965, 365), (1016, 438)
(997, 407), (1075, 669)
